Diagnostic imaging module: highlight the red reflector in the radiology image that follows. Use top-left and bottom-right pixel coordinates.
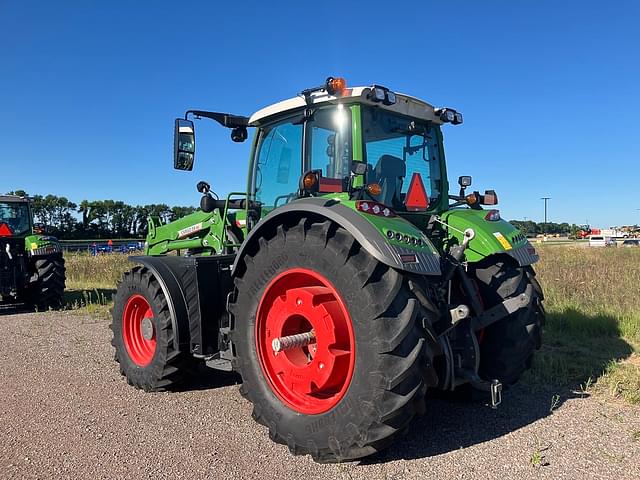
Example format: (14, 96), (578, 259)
(318, 177), (343, 193)
(405, 173), (429, 211)
(400, 254), (418, 264)
(0, 223), (13, 237)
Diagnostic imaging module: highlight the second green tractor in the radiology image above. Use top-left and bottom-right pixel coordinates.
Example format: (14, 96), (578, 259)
(111, 77), (544, 462)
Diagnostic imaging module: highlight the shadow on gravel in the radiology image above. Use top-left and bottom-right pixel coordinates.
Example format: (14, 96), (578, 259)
(173, 364), (242, 392)
(364, 308), (635, 464)
(364, 385), (576, 463)
(0, 303), (33, 315)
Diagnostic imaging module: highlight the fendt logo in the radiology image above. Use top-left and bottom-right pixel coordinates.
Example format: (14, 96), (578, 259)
(177, 223), (203, 239)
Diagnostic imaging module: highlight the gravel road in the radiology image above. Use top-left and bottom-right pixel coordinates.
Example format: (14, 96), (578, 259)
(1, 310), (638, 480)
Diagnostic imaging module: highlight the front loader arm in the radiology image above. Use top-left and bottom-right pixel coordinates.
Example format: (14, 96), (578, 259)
(145, 209), (228, 256)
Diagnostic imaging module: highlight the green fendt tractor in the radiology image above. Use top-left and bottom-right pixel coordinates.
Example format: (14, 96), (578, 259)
(111, 77), (545, 462)
(0, 195), (66, 309)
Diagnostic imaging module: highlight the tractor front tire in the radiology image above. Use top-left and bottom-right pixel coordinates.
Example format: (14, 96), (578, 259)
(111, 266), (193, 391)
(28, 253), (66, 310)
(230, 219), (438, 463)
(471, 258), (545, 385)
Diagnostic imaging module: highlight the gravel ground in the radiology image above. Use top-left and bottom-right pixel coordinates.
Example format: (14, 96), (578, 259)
(1, 310), (639, 480)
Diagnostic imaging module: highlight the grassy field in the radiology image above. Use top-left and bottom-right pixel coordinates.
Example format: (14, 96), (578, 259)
(529, 245), (640, 404)
(63, 246), (640, 404)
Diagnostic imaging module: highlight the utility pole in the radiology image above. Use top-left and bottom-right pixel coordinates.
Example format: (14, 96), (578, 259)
(541, 197), (551, 236)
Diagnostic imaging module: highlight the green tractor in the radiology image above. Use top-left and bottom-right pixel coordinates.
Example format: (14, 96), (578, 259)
(111, 77), (544, 462)
(0, 195), (66, 309)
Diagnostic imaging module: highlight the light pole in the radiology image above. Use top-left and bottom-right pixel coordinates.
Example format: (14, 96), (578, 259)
(541, 197), (551, 236)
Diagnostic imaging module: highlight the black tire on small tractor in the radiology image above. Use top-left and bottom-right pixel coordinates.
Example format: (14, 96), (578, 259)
(471, 258), (545, 385)
(28, 253), (66, 310)
(229, 218), (439, 463)
(111, 266), (194, 391)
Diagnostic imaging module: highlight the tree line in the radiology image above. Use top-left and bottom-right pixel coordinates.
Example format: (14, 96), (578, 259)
(6, 190), (196, 239)
(3, 190), (617, 240)
(509, 220), (581, 237)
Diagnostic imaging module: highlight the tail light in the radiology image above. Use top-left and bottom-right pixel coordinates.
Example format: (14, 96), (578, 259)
(481, 190), (498, 205)
(484, 209), (501, 221)
(356, 201), (396, 218)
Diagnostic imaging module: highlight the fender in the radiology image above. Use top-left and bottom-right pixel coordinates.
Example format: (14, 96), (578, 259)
(128, 254), (235, 354)
(129, 255), (191, 352)
(232, 197), (441, 276)
(442, 209), (539, 266)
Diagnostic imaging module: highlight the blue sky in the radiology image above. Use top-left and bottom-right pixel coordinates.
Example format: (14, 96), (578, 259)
(1, 1), (639, 227)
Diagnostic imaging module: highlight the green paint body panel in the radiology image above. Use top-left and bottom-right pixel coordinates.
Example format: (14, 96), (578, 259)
(321, 195), (439, 256)
(145, 209), (227, 256)
(24, 234), (61, 253)
(441, 209), (527, 262)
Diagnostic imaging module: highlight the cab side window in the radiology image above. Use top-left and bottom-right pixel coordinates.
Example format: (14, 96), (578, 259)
(309, 106), (351, 182)
(254, 120), (303, 208)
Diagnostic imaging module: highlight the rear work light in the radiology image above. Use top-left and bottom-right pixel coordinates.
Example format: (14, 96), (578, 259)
(435, 107), (463, 125)
(368, 85), (397, 105)
(356, 201), (396, 218)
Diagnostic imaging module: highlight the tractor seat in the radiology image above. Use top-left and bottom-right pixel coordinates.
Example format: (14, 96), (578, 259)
(373, 155), (406, 207)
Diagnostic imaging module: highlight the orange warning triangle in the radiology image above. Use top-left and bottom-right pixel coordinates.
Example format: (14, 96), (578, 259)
(405, 173), (429, 211)
(0, 223), (13, 237)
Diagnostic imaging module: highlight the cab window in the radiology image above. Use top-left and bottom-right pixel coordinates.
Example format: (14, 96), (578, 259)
(309, 105), (351, 191)
(253, 120), (303, 208)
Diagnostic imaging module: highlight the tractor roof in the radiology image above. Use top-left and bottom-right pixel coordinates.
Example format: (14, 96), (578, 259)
(249, 85), (445, 127)
(0, 195), (29, 203)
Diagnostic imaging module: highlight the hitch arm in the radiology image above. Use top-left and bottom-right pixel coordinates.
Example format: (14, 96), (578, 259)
(472, 283), (533, 331)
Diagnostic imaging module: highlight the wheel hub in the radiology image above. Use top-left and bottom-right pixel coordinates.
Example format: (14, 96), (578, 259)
(140, 317), (154, 340)
(256, 268), (355, 414)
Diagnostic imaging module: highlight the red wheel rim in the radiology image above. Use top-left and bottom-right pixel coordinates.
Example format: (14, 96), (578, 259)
(256, 268), (355, 414)
(122, 294), (156, 367)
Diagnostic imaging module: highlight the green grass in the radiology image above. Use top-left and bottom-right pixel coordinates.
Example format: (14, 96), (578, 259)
(62, 246), (640, 403)
(63, 252), (131, 317)
(525, 246), (640, 404)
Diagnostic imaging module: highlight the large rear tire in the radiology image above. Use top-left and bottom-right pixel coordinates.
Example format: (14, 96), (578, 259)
(111, 266), (194, 391)
(28, 253), (66, 310)
(471, 258), (544, 385)
(230, 218), (438, 463)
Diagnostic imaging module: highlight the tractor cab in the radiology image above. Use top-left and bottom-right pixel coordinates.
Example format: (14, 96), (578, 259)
(173, 77), (464, 220)
(0, 196), (32, 238)
(245, 79), (458, 218)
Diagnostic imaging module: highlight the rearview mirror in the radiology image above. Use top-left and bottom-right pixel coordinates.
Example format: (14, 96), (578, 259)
(174, 119), (195, 170)
(458, 175), (472, 187)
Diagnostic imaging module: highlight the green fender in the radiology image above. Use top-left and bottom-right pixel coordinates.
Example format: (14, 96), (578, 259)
(232, 196), (442, 276)
(24, 234), (62, 256)
(441, 209), (539, 266)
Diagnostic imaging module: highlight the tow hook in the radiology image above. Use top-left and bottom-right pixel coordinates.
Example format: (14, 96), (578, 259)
(462, 371), (503, 408)
(490, 379), (503, 409)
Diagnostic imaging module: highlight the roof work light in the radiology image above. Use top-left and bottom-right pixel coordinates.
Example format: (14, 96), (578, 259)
(435, 107), (463, 125)
(369, 85), (397, 106)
